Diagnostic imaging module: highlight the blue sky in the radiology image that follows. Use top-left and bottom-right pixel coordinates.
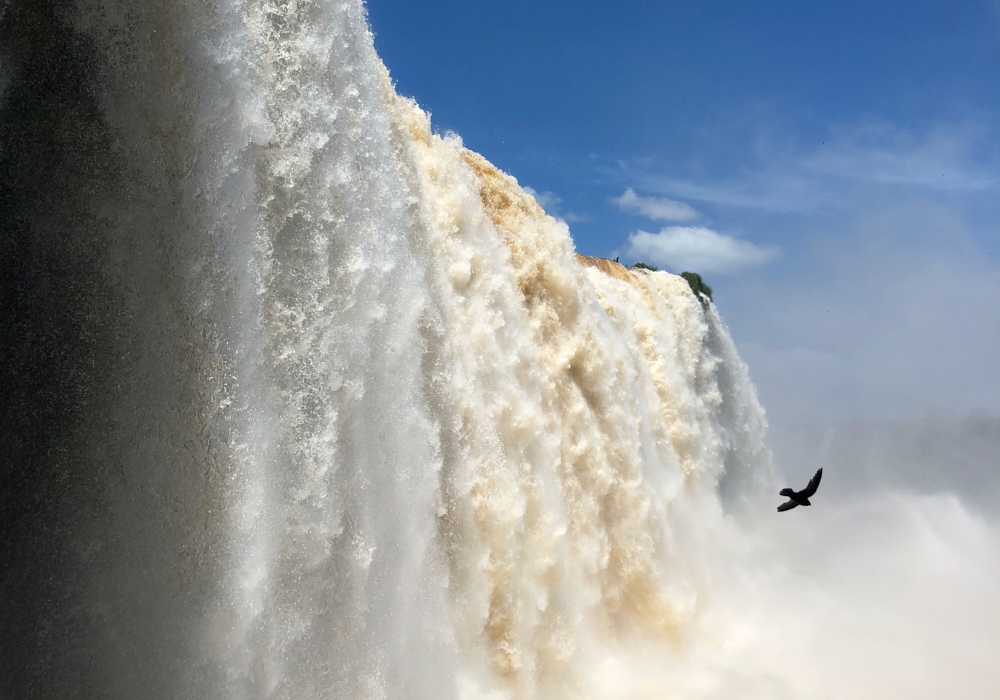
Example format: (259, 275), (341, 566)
(367, 0), (1000, 424)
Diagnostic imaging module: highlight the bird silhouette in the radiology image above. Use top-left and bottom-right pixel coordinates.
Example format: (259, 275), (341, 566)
(777, 468), (823, 512)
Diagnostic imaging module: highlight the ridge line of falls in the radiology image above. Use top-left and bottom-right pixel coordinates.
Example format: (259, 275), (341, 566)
(0, 2), (773, 698)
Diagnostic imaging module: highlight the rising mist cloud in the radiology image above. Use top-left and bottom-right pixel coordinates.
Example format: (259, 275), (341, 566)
(626, 226), (779, 274)
(731, 200), (1000, 425)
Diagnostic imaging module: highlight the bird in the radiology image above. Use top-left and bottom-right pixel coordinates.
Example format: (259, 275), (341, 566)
(776, 468), (823, 512)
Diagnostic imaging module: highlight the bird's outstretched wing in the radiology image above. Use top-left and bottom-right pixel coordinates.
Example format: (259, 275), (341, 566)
(800, 468), (823, 498)
(777, 500), (799, 512)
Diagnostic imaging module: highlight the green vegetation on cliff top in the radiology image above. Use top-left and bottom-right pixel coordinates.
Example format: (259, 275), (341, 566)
(627, 262), (713, 304)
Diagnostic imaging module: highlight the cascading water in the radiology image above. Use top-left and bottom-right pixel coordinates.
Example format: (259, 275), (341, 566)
(1, 2), (775, 698)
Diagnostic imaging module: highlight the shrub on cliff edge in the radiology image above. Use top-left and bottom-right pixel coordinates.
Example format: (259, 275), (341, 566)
(680, 271), (713, 302)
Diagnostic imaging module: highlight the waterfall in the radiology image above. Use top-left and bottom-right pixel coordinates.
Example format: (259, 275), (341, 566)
(0, 2), (774, 698)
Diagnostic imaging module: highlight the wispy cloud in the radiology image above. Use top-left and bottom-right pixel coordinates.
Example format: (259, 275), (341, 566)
(802, 123), (998, 190)
(626, 122), (999, 214)
(639, 173), (836, 213)
(613, 188), (699, 221)
(524, 186), (561, 212)
(625, 226), (779, 274)
(525, 186), (590, 223)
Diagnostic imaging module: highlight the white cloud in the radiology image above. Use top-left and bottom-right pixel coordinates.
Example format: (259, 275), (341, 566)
(613, 188), (699, 221)
(625, 226), (778, 274)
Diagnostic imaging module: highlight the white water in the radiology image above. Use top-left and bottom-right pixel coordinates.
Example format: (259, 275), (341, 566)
(3, 2), (998, 699)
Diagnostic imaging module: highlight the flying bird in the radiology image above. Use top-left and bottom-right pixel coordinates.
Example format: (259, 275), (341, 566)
(777, 468), (823, 512)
